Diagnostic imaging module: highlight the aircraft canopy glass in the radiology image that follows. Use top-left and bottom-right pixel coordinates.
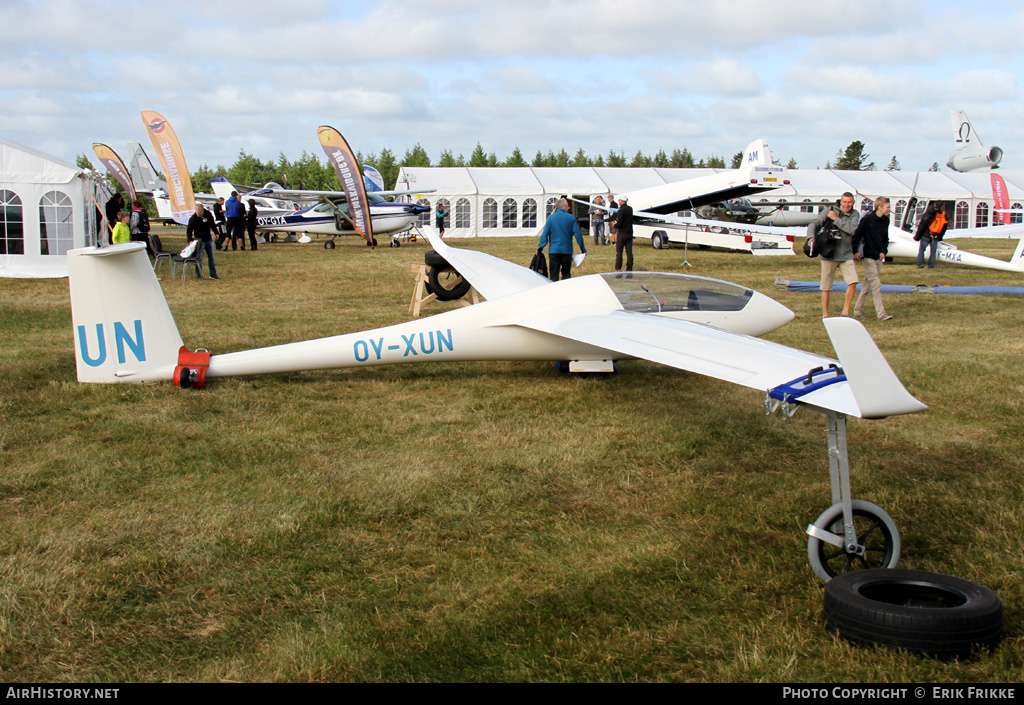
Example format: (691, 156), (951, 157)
(600, 272), (753, 313)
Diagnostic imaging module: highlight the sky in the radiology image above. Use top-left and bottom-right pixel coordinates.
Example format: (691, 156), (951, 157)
(2, 0), (1023, 176)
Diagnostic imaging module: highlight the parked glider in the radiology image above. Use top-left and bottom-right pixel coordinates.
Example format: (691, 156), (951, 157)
(68, 233), (926, 580)
(604, 140), (797, 254)
(885, 197), (1024, 272)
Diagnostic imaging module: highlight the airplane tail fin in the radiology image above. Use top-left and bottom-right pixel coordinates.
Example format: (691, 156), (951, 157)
(1011, 236), (1024, 270)
(952, 110), (978, 147)
(209, 176), (236, 200)
(822, 318), (927, 419)
(69, 244), (184, 384)
(742, 139), (773, 168)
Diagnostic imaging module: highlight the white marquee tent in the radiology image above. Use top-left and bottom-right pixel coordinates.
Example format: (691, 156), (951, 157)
(1, 137), (110, 278)
(396, 165), (1024, 239)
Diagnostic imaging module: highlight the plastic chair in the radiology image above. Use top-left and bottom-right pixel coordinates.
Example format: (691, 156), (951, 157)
(150, 234), (174, 277)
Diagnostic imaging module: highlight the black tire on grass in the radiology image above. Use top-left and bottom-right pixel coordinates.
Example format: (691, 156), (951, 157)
(823, 568), (1002, 660)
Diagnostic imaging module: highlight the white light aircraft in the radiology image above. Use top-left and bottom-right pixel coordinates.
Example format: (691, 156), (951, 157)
(67, 232), (926, 580)
(947, 110), (1003, 173)
(230, 183), (431, 249)
(607, 140), (798, 254)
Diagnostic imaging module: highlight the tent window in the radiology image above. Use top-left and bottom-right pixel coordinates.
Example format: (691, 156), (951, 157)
(1011, 203), (1023, 225)
(860, 198), (874, 213)
(545, 197), (557, 218)
(416, 198), (430, 227)
(801, 199), (814, 213)
(0, 190), (24, 255)
(975, 202), (989, 228)
(894, 200), (907, 226)
(482, 198), (498, 229)
(39, 190), (73, 256)
(522, 198), (538, 228)
(954, 201), (970, 229)
(455, 198), (470, 229)
(501, 198), (517, 228)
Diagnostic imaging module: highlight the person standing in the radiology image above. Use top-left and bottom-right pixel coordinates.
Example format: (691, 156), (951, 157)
(436, 202), (448, 238)
(128, 199), (153, 256)
(225, 191), (245, 251)
(186, 204), (221, 280)
(852, 196), (894, 321)
(214, 197), (228, 250)
(808, 192), (860, 317)
(110, 210), (131, 245)
(246, 199), (259, 251)
(537, 197), (586, 281)
(589, 196), (606, 246)
(104, 193), (124, 245)
(613, 195), (634, 271)
(915, 201), (947, 269)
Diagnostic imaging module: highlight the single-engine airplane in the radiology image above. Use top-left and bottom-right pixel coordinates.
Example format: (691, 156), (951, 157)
(68, 232), (926, 581)
(209, 178), (431, 249)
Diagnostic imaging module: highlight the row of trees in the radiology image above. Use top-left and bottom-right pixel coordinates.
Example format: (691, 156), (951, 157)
(80, 141), (932, 200)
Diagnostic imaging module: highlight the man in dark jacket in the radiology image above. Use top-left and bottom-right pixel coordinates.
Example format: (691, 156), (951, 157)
(852, 196), (893, 321)
(915, 201), (947, 269)
(186, 204), (221, 280)
(613, 195), (634, 272)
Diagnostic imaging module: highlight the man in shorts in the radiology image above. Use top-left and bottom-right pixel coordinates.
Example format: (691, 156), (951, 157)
(809, 192), (860, 318)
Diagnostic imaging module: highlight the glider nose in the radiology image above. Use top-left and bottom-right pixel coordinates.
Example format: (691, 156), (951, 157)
(747, 291), (795, 335)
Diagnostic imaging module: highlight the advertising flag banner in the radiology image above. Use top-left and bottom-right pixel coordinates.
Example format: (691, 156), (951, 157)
(91, 143), (136, 201)
(363, 165), (385, 193)
(991, 173), (1011, 225)
(140, 110), (195, 224)
(317, 125), (374, 245)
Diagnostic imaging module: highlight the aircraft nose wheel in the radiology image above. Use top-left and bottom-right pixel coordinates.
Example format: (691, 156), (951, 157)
(807, 500), (901, 582)
(325, 240), (336, 250)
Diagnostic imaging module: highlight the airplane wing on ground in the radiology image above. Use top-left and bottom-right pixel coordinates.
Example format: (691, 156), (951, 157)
(424, 231), (550, 300)
(502, 304), (925, 420)
(576, 198), (802, 237)
(633, 209), (804, 237)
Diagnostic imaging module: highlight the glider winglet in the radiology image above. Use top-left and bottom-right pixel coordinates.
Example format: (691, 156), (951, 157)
(820, 317), (927, 419)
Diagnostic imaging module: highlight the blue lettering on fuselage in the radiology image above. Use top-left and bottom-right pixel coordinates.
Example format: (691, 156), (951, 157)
(351, 329), (454, 363)
(77, 320), (146, 367)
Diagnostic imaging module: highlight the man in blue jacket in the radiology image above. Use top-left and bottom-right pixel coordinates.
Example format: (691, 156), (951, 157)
(537, 198), (586, 281)
(225, 191), (246, 250)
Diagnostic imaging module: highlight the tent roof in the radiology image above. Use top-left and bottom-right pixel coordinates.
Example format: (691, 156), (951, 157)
(530, 167), (608, 193)
(0, 136), (81, 185)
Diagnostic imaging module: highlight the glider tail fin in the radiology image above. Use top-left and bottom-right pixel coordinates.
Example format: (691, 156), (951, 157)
(1011, 236), (1024, 271)
(823, 317), (926, 419)
(69, 244), (184, 384)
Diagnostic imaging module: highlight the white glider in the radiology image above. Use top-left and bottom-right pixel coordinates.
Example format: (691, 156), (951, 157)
(67, 235), (925, 580)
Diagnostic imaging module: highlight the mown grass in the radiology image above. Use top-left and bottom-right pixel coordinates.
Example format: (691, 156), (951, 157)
(0, 231), (1021, 682)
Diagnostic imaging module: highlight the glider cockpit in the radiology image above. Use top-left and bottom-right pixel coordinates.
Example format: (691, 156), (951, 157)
(601, 272), (753, 315)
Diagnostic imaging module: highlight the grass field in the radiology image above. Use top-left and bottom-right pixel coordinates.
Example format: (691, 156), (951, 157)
(0, 230), (1021, 682)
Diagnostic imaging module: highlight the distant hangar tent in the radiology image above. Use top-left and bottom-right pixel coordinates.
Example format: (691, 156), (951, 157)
(395, 165), (1024, 239)
(1, 137), (109, 278)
